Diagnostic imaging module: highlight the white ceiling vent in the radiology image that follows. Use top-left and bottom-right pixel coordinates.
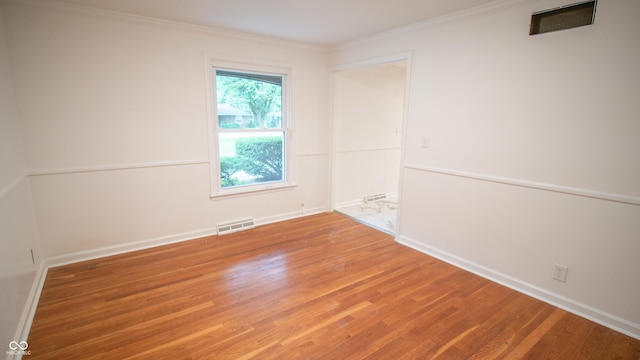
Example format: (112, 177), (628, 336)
(217, 218), (255, 235)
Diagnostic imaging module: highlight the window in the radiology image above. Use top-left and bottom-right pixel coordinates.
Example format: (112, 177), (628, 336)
(207, 62), (293, 197)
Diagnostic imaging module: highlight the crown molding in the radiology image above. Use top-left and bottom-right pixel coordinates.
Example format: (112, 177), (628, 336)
(334, 0), (535, 50)
(3, 0), (327, 52)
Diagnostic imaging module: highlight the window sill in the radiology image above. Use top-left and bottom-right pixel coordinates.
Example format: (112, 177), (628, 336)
(209, 182), (297, 201)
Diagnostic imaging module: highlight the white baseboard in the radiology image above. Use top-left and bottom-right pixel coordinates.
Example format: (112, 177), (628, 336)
(8, 261), (48, 360)
(397, 235), (640, 340)
(47, 227), (217, 268)
(335, 192), (399, 210)
(256, 206), (326, 226)
(46, 207), (328, 268)
(335, 199), (364, 209)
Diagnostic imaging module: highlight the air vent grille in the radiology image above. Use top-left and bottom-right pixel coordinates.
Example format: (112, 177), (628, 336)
(530, 0), (596, 35)
(217, 218), (255, 235)
(363, 193), (387, 203)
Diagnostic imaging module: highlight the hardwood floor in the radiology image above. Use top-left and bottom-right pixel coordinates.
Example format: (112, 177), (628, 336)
(29, 212), (640, 359)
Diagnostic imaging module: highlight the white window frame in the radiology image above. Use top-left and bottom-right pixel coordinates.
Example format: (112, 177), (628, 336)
(205, 59), (295, 199)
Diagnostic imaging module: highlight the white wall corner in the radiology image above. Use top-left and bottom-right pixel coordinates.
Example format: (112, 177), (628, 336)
(10, 261), (48, 359)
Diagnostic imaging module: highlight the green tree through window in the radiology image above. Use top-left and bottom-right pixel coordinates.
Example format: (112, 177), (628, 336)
(217, 73), (282, 128)
(215, 69), (287, 189)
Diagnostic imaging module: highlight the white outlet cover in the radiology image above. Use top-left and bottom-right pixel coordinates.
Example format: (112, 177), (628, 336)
(421, 136), (430, 148)
(552, 263), (569, 282)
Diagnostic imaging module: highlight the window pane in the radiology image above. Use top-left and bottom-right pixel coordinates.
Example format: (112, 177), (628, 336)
(219, 132), (285, 188)
(216, 71), (282, 129)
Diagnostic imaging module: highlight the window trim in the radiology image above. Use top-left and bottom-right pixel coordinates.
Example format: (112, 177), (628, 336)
(205, 59), (295, 199)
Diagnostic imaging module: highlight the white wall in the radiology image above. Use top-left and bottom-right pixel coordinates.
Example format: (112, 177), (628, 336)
(0, 4), (44, 352)
(3, 1), (330, 263)
(331, 0), (640, 338)
(3, 0), (639, 344)
(333, 64), (405, 206)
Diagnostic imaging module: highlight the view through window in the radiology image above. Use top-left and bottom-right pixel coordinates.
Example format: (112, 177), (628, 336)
(215, 69), (287, 190)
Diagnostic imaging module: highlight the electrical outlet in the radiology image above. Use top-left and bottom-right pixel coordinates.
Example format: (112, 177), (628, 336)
(421, 136), (430, 148)
(552, 263), (568, 282)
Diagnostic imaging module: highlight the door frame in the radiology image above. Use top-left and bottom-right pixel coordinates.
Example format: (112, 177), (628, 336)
(329, 51), (413, 238)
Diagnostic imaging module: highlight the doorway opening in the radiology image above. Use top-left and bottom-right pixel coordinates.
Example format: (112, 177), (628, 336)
(331, 57), (410, 235)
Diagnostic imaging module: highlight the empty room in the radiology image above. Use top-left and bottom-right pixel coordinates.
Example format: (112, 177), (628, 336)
(1, 0), (639, 358)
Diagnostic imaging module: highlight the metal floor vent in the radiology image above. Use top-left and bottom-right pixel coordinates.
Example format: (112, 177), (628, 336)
(363, 193), (387, 203)
(217, 218), (255, 235)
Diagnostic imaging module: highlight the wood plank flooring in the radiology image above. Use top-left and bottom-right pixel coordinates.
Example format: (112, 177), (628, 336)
(28, 212), (640, 359)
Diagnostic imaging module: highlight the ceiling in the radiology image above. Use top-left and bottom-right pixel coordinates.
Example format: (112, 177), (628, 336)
(50, 0), (500, 45)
